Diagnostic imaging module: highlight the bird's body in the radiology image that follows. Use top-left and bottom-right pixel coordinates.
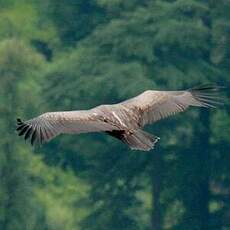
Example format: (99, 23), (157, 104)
(17, 84), (222, 151)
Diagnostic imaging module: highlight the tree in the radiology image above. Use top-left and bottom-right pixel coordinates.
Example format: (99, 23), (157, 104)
(0, 39), (44, 229)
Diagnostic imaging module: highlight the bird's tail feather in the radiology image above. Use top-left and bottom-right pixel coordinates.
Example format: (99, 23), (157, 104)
(122, 129), (160, 151)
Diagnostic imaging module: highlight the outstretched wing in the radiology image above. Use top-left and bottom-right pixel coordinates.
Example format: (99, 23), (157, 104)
(16, 110), (119, 145)
(122, 84), (223, 127)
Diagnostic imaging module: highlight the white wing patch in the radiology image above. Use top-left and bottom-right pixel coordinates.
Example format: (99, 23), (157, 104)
(112, 111), (127, 128)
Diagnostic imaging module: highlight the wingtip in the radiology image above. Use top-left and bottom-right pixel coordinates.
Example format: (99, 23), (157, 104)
(190, 83), (225, 92)
(17, 118), (22, 124)
(189, 83), (225, 108)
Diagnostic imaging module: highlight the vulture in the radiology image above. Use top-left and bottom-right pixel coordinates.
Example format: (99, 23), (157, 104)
(16, 84), (223, 151)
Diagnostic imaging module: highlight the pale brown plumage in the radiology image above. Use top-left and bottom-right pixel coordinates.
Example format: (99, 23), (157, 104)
(16, 84), (223, 151)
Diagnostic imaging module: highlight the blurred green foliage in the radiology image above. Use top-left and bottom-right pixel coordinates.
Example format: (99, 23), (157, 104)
(0, 0), (229, 229)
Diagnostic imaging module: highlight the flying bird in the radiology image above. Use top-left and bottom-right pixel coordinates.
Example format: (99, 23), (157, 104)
(16, 84), (223, 151)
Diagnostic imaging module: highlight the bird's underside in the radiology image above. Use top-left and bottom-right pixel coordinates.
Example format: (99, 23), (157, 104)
(16, 84), (223, 151)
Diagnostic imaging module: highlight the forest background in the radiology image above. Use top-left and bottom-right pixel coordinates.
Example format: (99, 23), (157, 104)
(0, 0), (229, 229)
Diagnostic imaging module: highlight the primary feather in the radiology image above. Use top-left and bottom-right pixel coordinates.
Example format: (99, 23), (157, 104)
(16, 84), (223, 151)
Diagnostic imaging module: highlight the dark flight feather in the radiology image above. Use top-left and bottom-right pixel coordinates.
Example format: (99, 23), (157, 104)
(31, 129), (37, 145)
(16, 124), (27, 131)
(24, 126), (32, 140)
(18, 125), (29, 136)
(17, 118), (23, 124)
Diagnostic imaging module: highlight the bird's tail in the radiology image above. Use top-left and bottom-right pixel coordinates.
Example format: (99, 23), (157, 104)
(122, 129), (160, 151)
